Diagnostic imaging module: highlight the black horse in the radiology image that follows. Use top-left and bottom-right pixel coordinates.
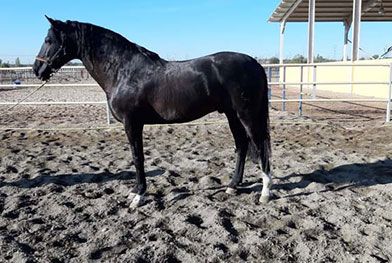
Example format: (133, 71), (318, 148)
(33, 17), (272, 207)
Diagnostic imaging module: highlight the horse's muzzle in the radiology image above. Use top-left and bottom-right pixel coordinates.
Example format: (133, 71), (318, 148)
(33, 61), (52, 81)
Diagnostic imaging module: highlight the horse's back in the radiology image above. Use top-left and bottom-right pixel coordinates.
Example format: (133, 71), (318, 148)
(173, 52), (267, 112)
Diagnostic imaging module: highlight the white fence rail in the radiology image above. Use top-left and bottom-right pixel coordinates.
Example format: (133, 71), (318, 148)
(0, 84), (99, 88)
(1, 63), (392, 125)
(263, 62), (392, 122)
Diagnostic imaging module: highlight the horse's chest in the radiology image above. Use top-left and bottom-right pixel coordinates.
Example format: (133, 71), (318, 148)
(107, 99), (123, 122)
(108, 93), (138, 122)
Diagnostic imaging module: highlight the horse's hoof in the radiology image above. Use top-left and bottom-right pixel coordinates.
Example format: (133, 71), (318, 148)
(225, 187), (237, 195)
(128, 193), (145, 208)
(127, 192), (135, 200)
(259, 195), (270, 204)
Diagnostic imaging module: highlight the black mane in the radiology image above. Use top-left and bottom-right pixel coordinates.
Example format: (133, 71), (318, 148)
(67, 20), (162, 62)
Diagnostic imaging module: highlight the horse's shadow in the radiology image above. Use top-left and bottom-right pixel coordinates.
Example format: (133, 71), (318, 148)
(2, 160), (392, 196)
(0, 169), (165, 189)
(275, 158), (392, 198)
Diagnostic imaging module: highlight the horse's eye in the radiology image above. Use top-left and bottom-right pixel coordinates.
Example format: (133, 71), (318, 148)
(45, 37), (52, 44)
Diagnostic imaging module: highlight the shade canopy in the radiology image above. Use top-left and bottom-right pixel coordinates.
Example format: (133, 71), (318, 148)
(269, 0), (392, 22)
(269, 0), (392, 62)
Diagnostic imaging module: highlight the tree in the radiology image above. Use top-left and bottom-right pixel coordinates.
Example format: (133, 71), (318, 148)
(15, 57), (21, 67)
(268, 56), (280, 64)
(314, 54), (335, 63)
(290, 54), (307, 64)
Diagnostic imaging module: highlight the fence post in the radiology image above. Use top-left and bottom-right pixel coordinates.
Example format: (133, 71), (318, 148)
(312, 65), (317, 99)
(268, 67), (272, 107)
(106, 101), (112, 125)
(299, 65), (304, 116)
(282, 66), (286, 111)
(386, 63), (392, 123)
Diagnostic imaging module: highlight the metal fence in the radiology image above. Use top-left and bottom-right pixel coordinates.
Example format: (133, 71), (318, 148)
(0, 66), (110, 124)
(1, 63), (392, 126)
(263, 62), (392, 122)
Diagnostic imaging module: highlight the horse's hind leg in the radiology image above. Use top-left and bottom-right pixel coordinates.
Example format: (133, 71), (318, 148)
(225, 111), (248, 195)
(238, 113), (272, 204)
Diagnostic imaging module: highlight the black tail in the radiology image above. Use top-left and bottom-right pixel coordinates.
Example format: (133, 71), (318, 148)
(260, 67), (271, 174)
(247, 66), (271, 174)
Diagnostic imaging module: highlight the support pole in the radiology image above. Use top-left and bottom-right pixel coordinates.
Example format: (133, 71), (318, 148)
(307, 0), (315, 63)
(312, 65), (317, 99)
(279, 21), (286, 64)
(268, 67), (272, 107)
(279, 21), (286, 111)
(282, 66), (286, 111)
(299, 66), (303, 116)
(343, 20), (351, 61)
(352, 0), (362, 61)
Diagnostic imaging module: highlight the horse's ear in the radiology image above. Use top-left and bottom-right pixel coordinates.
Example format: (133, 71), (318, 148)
(45, 15), (66, 31)
(45, 15), (56, 25)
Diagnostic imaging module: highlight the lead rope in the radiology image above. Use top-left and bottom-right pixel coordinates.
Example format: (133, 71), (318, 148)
(7, 69), (59, 111)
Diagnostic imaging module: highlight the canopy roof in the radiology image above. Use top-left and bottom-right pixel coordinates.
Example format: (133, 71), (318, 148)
(269, 0), (392, 22)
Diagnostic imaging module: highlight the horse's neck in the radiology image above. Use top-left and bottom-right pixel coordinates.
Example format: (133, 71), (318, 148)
(76, 26), (161, 96)
(80, 48), (115, 94)
(77, 32), (124, 94)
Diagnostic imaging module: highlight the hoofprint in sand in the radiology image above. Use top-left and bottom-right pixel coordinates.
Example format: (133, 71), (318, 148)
(1, 108), (392, 262)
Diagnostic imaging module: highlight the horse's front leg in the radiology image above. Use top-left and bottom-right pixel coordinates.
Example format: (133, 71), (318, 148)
(124, 119), (146, 208)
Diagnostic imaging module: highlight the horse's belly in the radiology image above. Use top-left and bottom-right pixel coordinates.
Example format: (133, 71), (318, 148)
(153, 100), (216, 123)
(149, 73), (222, 123)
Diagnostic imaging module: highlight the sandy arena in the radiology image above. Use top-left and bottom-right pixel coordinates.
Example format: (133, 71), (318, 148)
(1, 85), (392, 262)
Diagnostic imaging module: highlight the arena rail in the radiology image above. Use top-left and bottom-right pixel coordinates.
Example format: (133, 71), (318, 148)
(1, 62), (392, 125)
(263, 62), (392, 122)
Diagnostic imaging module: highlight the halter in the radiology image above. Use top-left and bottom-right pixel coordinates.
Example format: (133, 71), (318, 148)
(35, 30), (67, 68)
(35, 43), (65, 67)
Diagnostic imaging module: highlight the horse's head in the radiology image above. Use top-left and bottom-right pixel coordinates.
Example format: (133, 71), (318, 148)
(33, 16), (77, 81)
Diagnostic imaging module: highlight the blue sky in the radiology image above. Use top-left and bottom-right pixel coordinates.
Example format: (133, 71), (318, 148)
(0, 0), (391, 64)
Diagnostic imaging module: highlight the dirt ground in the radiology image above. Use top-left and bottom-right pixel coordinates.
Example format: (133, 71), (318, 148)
(1, 99), (392, 262)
